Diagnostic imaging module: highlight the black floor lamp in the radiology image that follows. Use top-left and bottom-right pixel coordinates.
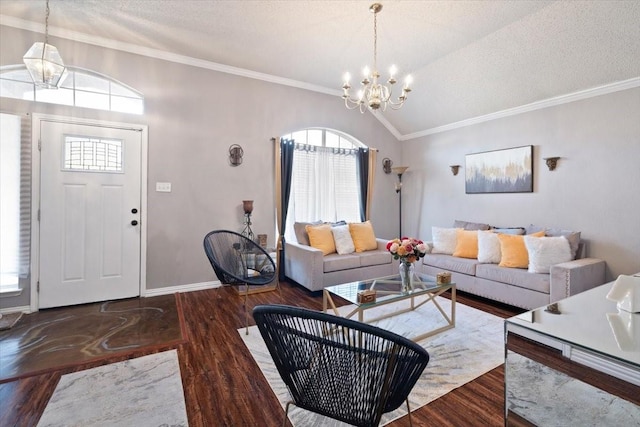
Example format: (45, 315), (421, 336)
(392, 166), (408, 237)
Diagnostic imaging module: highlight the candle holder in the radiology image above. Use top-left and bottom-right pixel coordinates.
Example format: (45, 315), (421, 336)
(241, 200), (255, 242)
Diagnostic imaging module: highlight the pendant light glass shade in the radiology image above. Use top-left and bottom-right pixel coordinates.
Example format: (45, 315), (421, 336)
(23, 41), (67, 89)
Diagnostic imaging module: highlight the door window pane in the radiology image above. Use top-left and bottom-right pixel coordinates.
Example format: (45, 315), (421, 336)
(63, 136), (123, 172)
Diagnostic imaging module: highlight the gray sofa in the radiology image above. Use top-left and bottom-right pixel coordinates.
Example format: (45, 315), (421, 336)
(421, 237), (606, 310)
(284, 238), (395, 292)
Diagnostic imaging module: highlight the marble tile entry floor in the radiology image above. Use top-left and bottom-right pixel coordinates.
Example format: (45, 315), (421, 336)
(0, 294), (186, 383)
(37, 350), (188, 427)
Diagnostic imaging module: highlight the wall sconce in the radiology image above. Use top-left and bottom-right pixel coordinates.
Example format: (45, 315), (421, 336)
(382, 157), (393, 174)
(229, 144), (244, 166)
(543, 157), (560, 171)
(450, 165), (460, 176)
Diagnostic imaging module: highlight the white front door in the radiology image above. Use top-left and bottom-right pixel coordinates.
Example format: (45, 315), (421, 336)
(38, 119), (143, 308)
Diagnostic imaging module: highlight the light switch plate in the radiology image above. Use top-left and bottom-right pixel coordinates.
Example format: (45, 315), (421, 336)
(156, 182), (172, 192)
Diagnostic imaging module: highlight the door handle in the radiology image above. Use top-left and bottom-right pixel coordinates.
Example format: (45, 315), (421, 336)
(131, 220), (139, 226)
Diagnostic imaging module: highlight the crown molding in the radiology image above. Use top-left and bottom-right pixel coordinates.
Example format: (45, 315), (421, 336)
(399, 77), (640, 141)
(3, 15), (638, 142)
(0, 15), (340, 97)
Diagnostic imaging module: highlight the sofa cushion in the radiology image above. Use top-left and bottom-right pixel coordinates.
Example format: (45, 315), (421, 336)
(359, 249), (392, 267)
(477, 230), (501, 263)
(322, 253), (361, 273)
(422, 254), (479, 276)
(453, 229), (478, 259)
(331, 224), (355, 255)
(498, 231), (545, 268)
(453, 220), (491, 230)
(476, 264), (550, 294)
(432, 226), (461, 254)
(349, 221), (378, 252)
(524, 235), (572, 273)
(306, 224), (336, 255)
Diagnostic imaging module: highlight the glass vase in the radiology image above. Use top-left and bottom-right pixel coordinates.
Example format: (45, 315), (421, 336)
(399, 261), (414, 293)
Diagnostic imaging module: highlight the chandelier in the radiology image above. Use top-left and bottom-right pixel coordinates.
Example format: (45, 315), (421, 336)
(23, 0), (67, 89)
(342, 3), (412, 113)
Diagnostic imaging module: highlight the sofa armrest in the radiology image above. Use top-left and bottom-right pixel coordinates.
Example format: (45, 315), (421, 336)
(550, 258), (606, 302)
(283, 241), (324, 290)
(376, 238), (389, 251)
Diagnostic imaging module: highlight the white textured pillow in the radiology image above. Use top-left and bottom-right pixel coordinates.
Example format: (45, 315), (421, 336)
(477, 230), (501, 263)
(431, 227), (460, 254)
(331, 225), (355, 255)
(524, 235), (572, 274)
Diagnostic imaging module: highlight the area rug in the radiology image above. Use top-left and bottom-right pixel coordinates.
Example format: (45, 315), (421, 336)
(240, 297), (504, 426)
(0, 294), (187, 383)
(37, 350), (188, 427)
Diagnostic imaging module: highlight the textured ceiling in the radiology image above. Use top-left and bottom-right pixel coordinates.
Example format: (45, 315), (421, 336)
(1, 0), (639, 139)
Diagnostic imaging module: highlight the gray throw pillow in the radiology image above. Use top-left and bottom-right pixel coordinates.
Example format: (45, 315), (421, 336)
(293, 221), (322, 245)
(491, 226), (526, 235)
(453, 220), (491, 231)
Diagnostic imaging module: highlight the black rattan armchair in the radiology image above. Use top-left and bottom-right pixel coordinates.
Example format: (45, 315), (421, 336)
(204, 230), (278, 332)
(203, 230), (276, 286)
(253, 304), (430, 427)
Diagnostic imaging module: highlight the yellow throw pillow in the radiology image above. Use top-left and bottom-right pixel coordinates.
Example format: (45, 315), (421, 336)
(348, 221), (378, 252)
(453, 229), (478, 259)
(498, 231), (545, 268)
(305, 224), (336, 255)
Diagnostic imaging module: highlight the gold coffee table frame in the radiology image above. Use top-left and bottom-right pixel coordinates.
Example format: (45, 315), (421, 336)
(323, 274), (456, 342)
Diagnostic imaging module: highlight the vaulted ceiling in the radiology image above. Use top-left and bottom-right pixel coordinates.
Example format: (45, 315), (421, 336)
(1, 1), (639, 140)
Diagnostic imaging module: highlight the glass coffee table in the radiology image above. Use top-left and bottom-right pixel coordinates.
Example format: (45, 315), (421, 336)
(322, 273), (456, 342)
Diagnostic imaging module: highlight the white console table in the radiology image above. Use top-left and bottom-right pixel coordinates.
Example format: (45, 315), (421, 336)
(504, 280), (640, 426)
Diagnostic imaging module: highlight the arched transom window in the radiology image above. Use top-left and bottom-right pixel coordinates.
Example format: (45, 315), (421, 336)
(0, 65), (144, 115)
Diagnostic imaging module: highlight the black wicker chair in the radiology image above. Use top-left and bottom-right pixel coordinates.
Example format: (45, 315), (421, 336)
(203, 230), (278, 332)
(253, 304), (430, 427)
(203, 230), (276, 285)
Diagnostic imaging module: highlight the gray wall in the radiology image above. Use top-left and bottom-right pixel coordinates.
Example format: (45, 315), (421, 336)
(400, 87), (640, 281)
(0, 25), (402, 310)
(2, 25), (638, 311)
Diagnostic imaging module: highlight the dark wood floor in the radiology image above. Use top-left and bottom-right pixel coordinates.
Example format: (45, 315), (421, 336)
(1, 281), (523, 427)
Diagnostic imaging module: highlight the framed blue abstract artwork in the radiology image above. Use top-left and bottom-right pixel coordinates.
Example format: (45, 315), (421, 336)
(465, 145), (533, 194)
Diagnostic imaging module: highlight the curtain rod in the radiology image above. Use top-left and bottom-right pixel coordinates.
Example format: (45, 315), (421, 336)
(271, 136), (378, 152)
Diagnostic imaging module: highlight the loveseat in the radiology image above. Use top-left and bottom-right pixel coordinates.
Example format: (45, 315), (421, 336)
(420, 221), (606, 310)
(284, 221), (394, 292)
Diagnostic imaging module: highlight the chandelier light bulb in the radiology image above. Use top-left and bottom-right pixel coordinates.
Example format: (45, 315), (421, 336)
(389, 65), (397, 78)
(343, 72), (351, 84)
(404, 75), (413, 89)
(341, 3), (412, 113)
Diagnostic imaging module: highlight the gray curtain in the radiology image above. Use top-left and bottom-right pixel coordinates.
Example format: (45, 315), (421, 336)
(277, 138), (295, 280)
(356, 148), (370, 222)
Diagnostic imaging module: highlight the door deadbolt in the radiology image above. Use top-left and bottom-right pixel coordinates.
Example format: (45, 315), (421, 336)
(131, 208), (138, 214)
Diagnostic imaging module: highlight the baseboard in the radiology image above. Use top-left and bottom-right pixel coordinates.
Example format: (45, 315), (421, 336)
(0, 305), (31, 314)
(143, 281), (222, 297)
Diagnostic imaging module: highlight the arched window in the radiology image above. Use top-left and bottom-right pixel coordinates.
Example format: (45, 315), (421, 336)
(0, 65), (144, 115)
(282, 128), (366, 241)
